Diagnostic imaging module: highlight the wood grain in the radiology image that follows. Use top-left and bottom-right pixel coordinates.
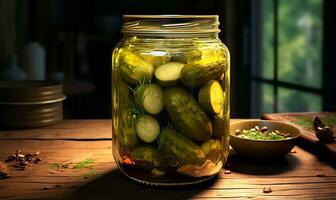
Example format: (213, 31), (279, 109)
(0, 120), (335, 200)
(262, 112), (336, 155)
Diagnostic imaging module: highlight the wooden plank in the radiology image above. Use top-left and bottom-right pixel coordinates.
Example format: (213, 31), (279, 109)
(0, 120), (336, 199)
(0, 120), (112, 140)
(0, 119), (247, 140)
(262, 112), (336, 154)
(0, 140), (335, 200)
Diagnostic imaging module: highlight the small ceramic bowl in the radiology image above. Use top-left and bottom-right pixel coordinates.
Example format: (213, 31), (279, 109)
(230, 120), (300, 159)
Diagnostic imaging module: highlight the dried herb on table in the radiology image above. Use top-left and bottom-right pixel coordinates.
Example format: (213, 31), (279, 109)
(0, 161), (10, 179)
(316, 173), (326, 177)
(83, 170), (97, 179)
(0, 171), (10, 179)
(48, 162), (70, 171)
(4, 149), (42, 170)
(263, 186), (272, 193)
(73, 158), (95, 169)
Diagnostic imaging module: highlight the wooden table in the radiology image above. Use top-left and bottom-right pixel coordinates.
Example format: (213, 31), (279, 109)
(0, 120), (335, 200)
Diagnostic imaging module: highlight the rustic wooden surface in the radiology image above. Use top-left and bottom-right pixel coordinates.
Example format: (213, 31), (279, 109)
(262, 112), (336, 154)
(0, 120), (336, 200)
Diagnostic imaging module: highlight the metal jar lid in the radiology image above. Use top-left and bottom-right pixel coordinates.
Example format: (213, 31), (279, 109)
(0, 81), (66, 105)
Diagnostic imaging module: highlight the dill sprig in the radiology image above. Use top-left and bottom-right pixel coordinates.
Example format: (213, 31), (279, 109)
(127, 76), (152, 115)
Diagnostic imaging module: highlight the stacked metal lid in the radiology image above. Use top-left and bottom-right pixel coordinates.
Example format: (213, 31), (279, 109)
(0, 81), (66, 129)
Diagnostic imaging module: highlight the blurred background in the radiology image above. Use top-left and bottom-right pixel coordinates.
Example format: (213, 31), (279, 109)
(0, 0), (335, 119)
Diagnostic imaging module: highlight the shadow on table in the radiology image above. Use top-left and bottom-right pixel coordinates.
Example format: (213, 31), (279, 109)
(71, 169), (218, 200)
(225, 152), (300, 175)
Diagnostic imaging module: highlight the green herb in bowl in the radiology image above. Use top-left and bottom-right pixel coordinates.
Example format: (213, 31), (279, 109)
(229, 120), (300, 159)
(235, 126), (290, 141)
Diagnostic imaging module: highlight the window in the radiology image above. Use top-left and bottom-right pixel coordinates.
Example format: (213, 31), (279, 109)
(251, 0), (323, 115)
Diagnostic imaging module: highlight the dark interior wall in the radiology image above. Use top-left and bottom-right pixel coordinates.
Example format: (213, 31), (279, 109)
(323, 0), (336, 111)
(53, 0), (249, 118)
(0, 0), (254, 118)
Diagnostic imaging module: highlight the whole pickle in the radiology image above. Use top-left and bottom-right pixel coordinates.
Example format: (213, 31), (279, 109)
(117, 48), (154, 84)
(158, 129), (205, 166)
(130, 146), (163, 170)
(164, 87), (213, 142)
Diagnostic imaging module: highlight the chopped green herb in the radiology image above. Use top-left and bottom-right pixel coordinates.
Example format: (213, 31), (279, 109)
(48, 163), (62, 170)
(73, 158), (94, 169)
(48, 162), (70, 170)
(235, 126), (289, 140)
(83, 170), (97, 179)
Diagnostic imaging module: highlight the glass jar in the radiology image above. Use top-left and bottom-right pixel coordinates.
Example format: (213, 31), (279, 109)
(112, 15), (230, 186)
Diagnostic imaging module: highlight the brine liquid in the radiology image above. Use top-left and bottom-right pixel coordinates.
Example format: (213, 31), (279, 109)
(112, 37), (230, 185)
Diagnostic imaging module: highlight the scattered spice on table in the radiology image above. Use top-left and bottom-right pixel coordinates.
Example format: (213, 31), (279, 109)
(0, 161), (10, 179)
(0, 171), (10, 179)
(263, 186), (272, 193)
(4, 149), (42, 170)
(83, 170), (97, 179)
(224, 170), (231, 174)
(316, 173), (326, 177)
(43, 186), (52, 190)
(48, 162), (70, 171)
(290, 150), (297, 153)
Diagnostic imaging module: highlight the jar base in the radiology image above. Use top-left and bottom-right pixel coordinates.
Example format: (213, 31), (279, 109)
(119, 166), (218, 186)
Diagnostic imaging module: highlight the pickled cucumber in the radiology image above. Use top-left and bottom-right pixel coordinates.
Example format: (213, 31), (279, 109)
(118, 48), (154, 84)
(164, 87), (213, 142)
(115, 78), (138, 153)
(158, 129), (205, 165)
(135, 114), (160, 143)
(201, 139), (222, 164)
(141, 51), (171, 67)
(118, 110), (138, 152)
(130, 146), (162, 170)
(201, 139), (221, 156)
(154, 62), (184, 86)
(198, 49), (227, 64)
(171, 49), (202, 64)
(198, 80), (224, 114)
(134, 83), (164, 115)
(212, 114), (225, 138)
(180, 60), (225, 87)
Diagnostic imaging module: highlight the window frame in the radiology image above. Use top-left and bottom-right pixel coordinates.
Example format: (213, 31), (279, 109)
(250, 0), (327, 117)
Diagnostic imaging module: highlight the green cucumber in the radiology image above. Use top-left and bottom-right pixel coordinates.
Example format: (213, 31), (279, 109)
(198, 80), (224, 114)
(201, 139), (221, 156)
(135, 114), (160, 143)
(180, 60), (225, 88)
(198, 49), (227, 64)
(118, 48), (154, 84)
(158, 129), (205, 165)
(212, 114), (225, 138)
(201, 139), (223, 163)
(171, 50), (202, 64)
(114, 78), (138, 153)
(134, 83), (164, 115)
(164, 87), (213, 142)
(119, 110), (138, 152)
(130, 146), (162, 170)
(141, 52), (171, 67)
(154, 62), (184, 86)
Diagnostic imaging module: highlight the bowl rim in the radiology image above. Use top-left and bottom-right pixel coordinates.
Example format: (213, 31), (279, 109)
(230, 120), (300, 142)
